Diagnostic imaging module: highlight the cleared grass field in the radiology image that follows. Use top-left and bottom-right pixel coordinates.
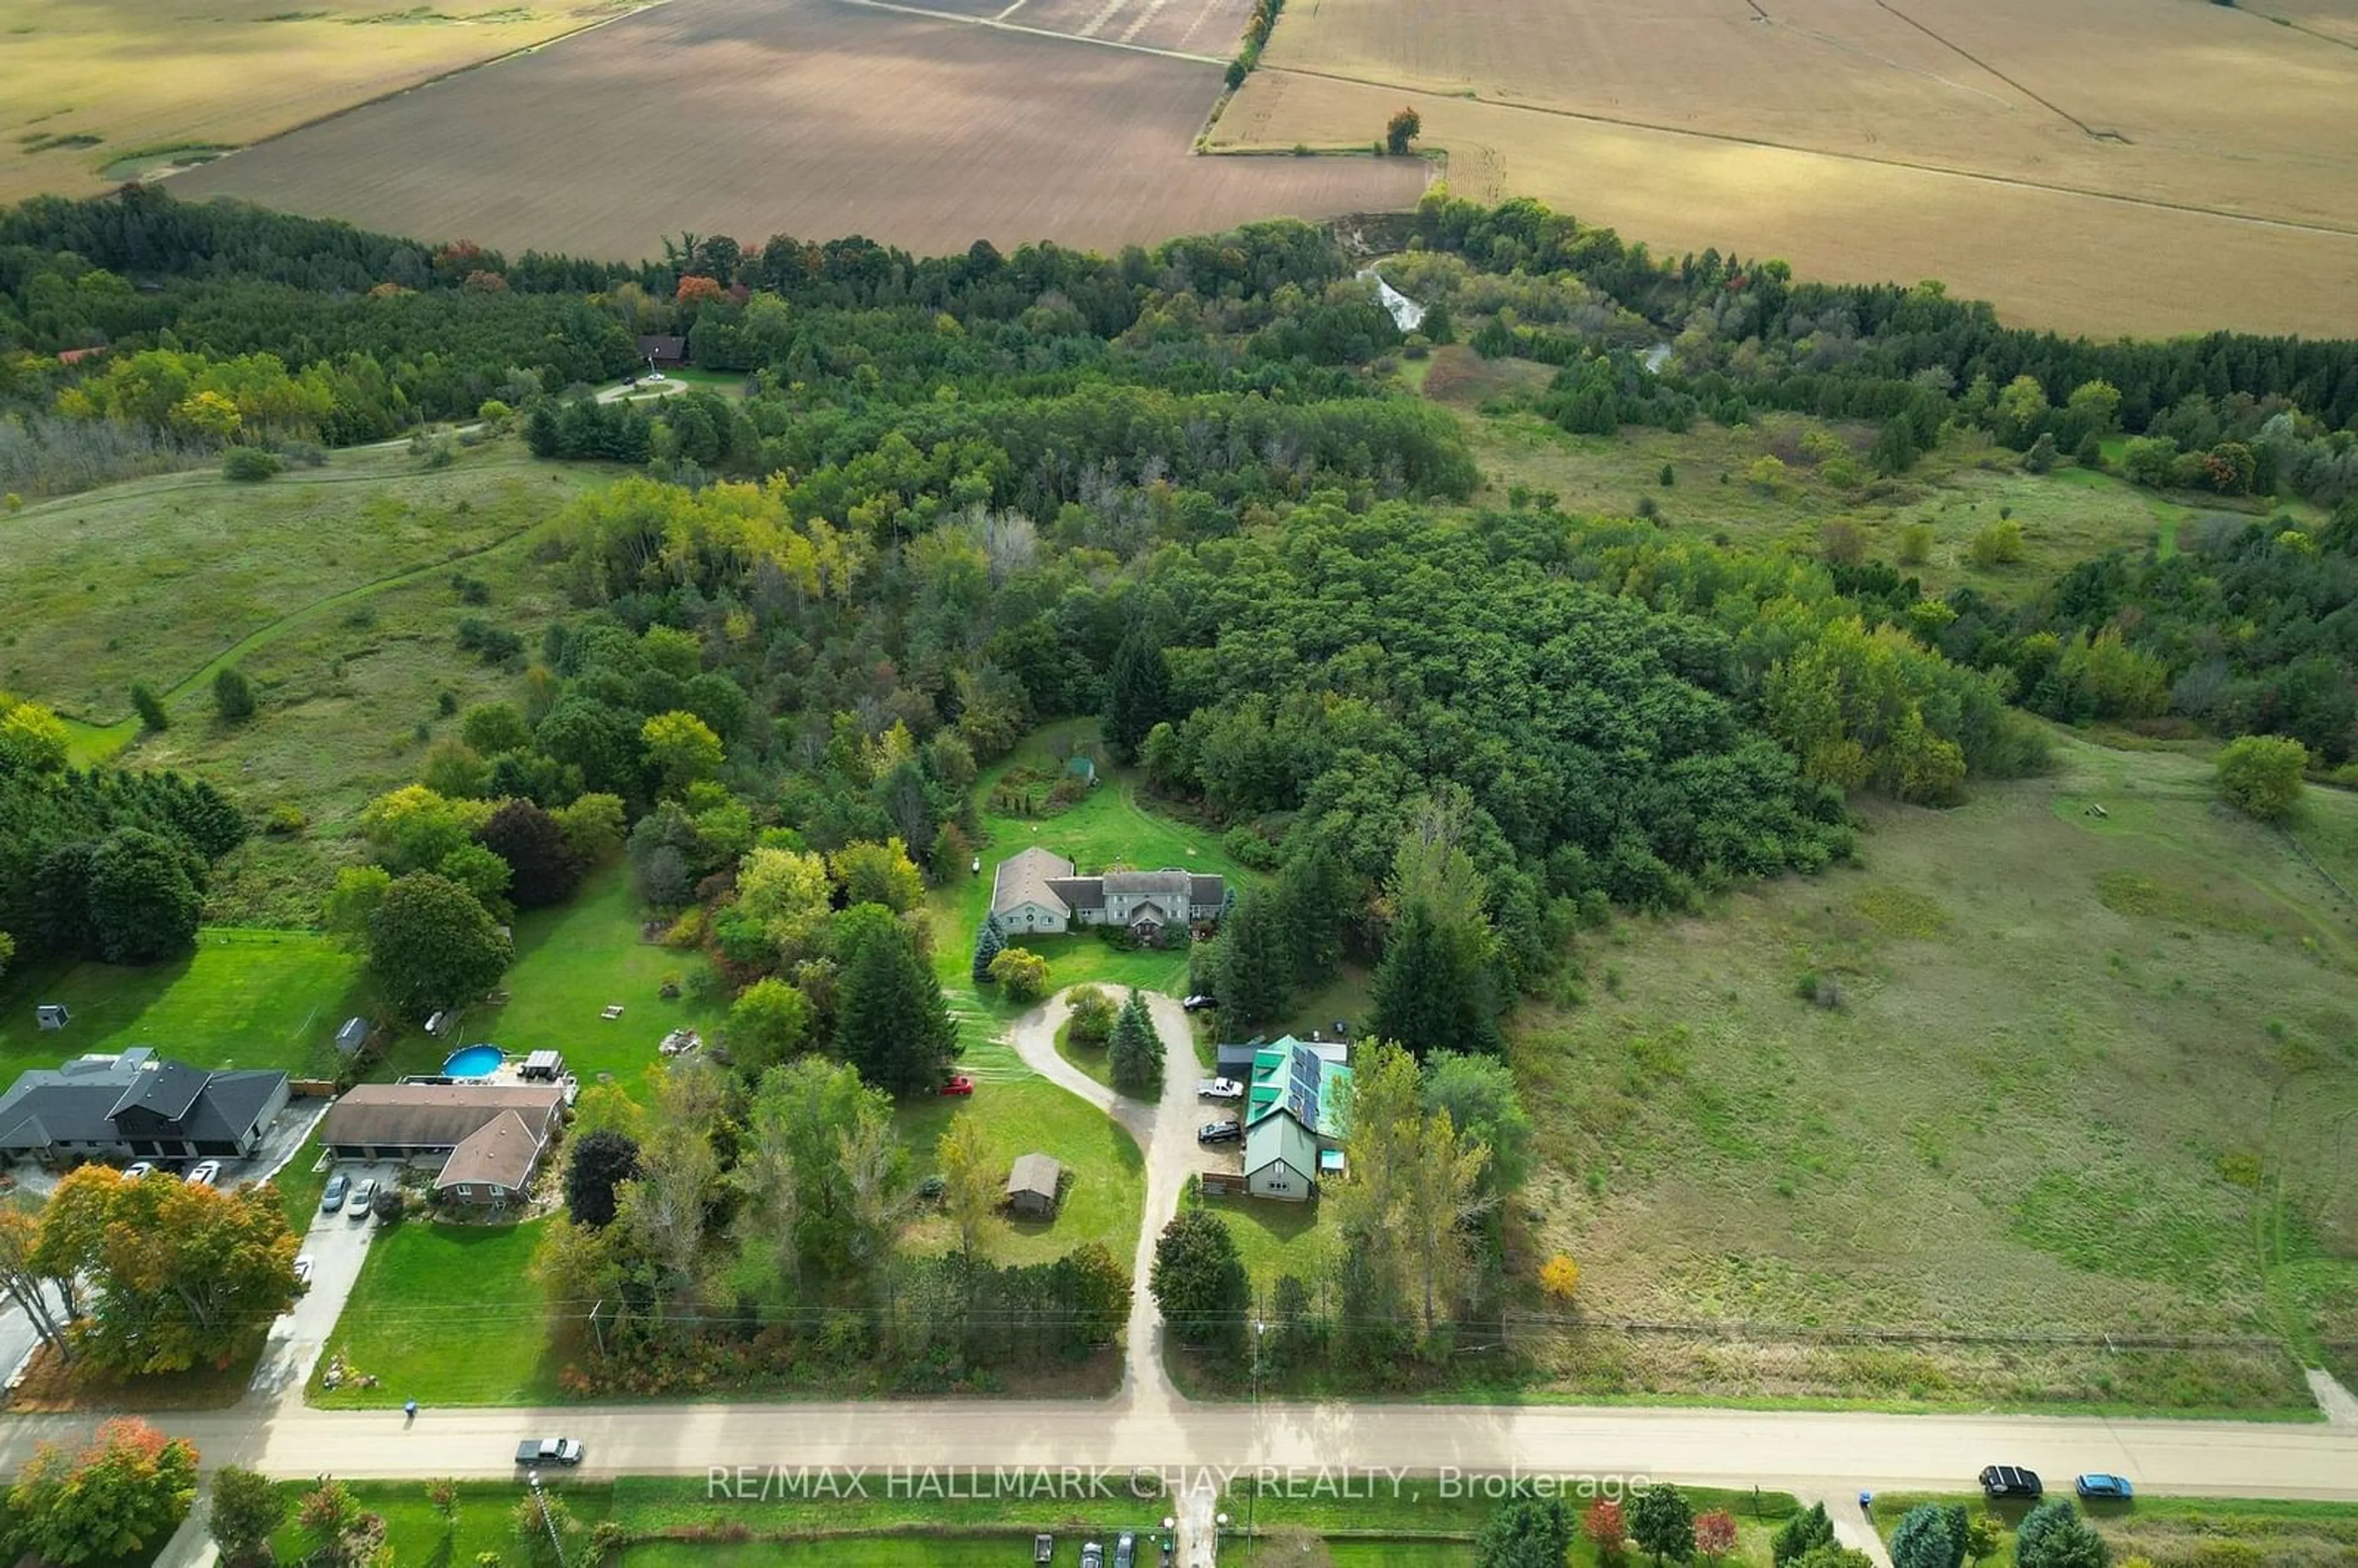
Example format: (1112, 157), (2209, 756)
(174, 0), (1425, 266)
(1210, 70), (2358, 338)
(1867, 1491), (2358, 1568)
(0, 926), (365, 1084)
(0, 445), (586, 726)
(1508, 732), (2358, 1413)
(0, 0), (652, 203)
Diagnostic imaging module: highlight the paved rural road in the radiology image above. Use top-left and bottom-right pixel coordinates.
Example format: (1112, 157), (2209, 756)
(1005, 987), (1201, 1413)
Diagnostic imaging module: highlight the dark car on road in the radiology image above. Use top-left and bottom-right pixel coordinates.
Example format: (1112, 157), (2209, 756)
(2074, 1474), (2133, 1500)
(1181, 995), (1217, 1012)
(1980, 1465), (2043, 1500)
(1197, 1121), (1241, 1144)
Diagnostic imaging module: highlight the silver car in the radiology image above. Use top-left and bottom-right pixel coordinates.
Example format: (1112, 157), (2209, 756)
(347, 1178), (379, 1216)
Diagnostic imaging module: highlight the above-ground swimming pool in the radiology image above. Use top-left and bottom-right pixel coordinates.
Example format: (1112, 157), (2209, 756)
(442, 1044), (504, 1077)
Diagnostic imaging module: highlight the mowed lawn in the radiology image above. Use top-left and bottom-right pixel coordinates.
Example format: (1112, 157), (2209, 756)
(1509, 732), (2358, 1413)
(899, 1077), (1144, 1267)
(376, 866), (727, 1098)
(267, 1479), (611, 1564)
(306, 1219), (558, 1408)
(0, 926), (366, 1083)
(1868, 1492), (2358, 1568)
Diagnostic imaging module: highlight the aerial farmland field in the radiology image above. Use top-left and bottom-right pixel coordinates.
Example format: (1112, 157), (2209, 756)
(0, 0), (654, 203)
(1224, 0), (2358, 336)
(173, 0), (1424, 263)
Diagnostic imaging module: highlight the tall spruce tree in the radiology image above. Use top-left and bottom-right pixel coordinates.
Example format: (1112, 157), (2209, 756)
(971, 913), (1005, 984)
(835, 904), (957, 1095)
(1369, 899), (1499, 1058)
(1102, 631), (1172, 763)
(1108, 989), (1164, 1096)
(1212, 886), (1291, 1026)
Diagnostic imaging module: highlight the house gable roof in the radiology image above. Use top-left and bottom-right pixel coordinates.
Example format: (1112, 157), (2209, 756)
(108, 1060), (211, 1122)
(323, 1084), (565, 1151)
(434, 1111), (544, 1191)
(992, 847), (1076, 920)
(1007, 1151), (1062, 1200)
(1245, 1111), (1318, 1181)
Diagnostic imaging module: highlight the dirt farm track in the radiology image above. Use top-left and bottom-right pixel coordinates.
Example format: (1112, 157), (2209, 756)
(173, 0), (1424, 264)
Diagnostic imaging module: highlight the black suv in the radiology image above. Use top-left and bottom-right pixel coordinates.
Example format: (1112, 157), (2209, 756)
(1979, 1465), (2043, 1500)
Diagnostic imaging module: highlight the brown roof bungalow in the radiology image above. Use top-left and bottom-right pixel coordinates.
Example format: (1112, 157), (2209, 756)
(433, 1111), (546, 1207)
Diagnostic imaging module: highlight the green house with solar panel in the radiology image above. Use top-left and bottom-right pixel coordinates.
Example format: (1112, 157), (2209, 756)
(1243, 1036), (1352, 1201)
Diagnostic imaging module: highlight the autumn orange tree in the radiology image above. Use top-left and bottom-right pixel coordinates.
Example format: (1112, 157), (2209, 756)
(28, 1166), (302, 1375)
(5, 1416), (198, 1566)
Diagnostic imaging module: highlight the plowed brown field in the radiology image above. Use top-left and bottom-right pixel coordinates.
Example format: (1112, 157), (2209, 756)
(173, 0), (1423, 263)
(1229, 0), (2358, 336)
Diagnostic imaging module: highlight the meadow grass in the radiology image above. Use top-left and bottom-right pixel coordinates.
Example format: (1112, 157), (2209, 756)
(1504, 730), (2358, 1411)
(0, 925), (365, 1083)
(306, 1216), (559, 1408)
(0, 443), (593, 724)
(611, 1473), (1169, 1534)
(1442, 392), (2274, 600)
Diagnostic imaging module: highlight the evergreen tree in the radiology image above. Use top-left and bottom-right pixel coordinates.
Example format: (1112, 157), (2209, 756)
(834, 904), (957, 1095)
(1369, 899), (1499, 1058)
(129, 683), (169, 732)
(1772, 1504), (1835, 1566)
(1108, 988), (1165, 1096)
(1274, 842), (1352, 990)
(971, 913), (1005, 984)
(1102, 630), (1171, 763)
(1891, 1506), (1968, 1568)
(1629, 1484), (1696, 1566)
(1477, 1498), (1575, 1568)
(1212, 886), (1291, 1027)
(211, 667), (257, 722)
(2014, 1504), (2108, 1568)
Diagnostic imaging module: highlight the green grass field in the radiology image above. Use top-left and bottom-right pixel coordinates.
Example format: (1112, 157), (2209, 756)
(372, 864), (727, 1098)
(1507, 730), (2358, 1413)
(267, 1477), (612, 1565)
(898, 1077), (1145, 1267)
(307, 1217), (558, 1408)
(1201, 1189), (1333, 1297)
(0, 441), (593, 726)
(1867, 1491), (2358, 1568)
(1232, 1480), (1795, 1564)
(0, 925), (365, 1084)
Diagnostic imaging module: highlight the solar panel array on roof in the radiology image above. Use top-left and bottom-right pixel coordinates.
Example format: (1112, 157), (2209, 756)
(1284, 1089), (1312, 1125)
(1290, 1045), (1320, 1106)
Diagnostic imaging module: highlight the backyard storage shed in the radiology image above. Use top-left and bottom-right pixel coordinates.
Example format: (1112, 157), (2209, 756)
(1006, 1152), (1062, 1217)
(334, 1017), (370, 1057)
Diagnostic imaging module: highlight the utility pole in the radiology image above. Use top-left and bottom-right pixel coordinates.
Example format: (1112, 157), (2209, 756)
(528, 1472), (569, 1568)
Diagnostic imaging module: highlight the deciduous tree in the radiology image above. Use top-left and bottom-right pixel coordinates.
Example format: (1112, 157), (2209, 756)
(2216, 734), (2308, 822)
(987, 945), (1050, 1003)
(564, 1128), (641, 1228)
(1385, 107), (1422, 155)
(1694, 1510), (1738, 1564)
(7, 1418), (198, 1567)
(1584, 1499), (1628, 1559)
(936, 1111), (1003, 1259)
(642, 709), (723, 793)
(86, 826), (201, 963)
(366, 872), (512, 1018)
(477, 799), (583, 909)
(208, 1464), (286, 1566)
(1066, 985), (1116, 1048)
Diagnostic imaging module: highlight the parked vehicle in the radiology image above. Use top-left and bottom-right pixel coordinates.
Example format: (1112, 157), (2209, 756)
(321, 1173), (350, 1211)
(1197, 1120), (1242, 1144)
(184, 1160), (221, 1187)
(1979, 1465), (2043, 1499)
(123, 1162), (154, 1181)
(347, 1178), (379, 1215)
(1197, 1077), (1243, 1101)
(1181, 995), (1217, 1012)
(939, 1075), (975, 1096)
(1081, 1542), (1105, 1568)
(294, 1255), (314, 1285)
(1115, 1531), (1137, 1568)
(1034, 1534), (1054, 1564)
(2074, 1474), (2133, 1500)
(515, 1437), (585, 1467)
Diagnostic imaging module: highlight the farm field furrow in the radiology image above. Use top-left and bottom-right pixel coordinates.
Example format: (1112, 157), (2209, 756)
(1211, 71), (2358, 338)
(0, 0), (652, 203)
(173, 0), (1425, 263)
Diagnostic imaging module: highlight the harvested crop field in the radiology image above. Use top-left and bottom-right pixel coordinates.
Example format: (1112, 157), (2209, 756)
(1226, 0), (2358, 336)
(174, 0), (1425, 263)
(896, 0), (1256, 58)
(1212, 72), (2358, 339)
(0, 0), (651, 203)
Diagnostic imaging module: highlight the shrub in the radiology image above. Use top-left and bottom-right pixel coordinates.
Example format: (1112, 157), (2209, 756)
(2215, 734), (2308, 822)
(1968, 518), (2025, 567)
(1539, 1253), (1580, 1300)
(987, 945), (1050, 1004)
(222, 446), (283, 481)
(212, 666), (257, 721)
(1896, 522), (1934, 565)
(130, 682), (169, 732)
